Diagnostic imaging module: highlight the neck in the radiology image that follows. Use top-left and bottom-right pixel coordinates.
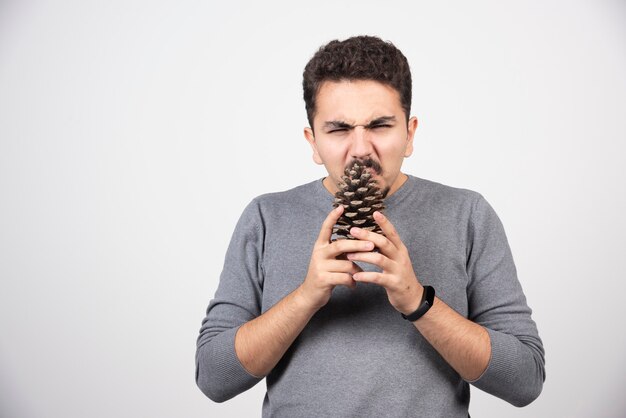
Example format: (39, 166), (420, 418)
(387, 172), (408, 197)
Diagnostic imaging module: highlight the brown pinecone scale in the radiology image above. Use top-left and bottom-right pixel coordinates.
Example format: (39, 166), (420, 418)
(332, 162), (385, 240)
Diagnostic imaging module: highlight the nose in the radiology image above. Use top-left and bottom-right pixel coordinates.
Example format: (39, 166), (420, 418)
(349, 126), (373, 159)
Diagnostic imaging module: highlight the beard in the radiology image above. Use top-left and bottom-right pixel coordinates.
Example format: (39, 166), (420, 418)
(345, 157), (390, 198)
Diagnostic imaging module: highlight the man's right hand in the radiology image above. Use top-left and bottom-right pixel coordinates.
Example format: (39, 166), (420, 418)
(297, 205), (374, 310)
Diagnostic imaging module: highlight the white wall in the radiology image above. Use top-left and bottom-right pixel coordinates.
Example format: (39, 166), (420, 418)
(1, 1), (625, 417)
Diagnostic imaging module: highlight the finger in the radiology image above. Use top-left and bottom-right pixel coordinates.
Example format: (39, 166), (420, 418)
(316, 206), (344, 245)
(348, 226), (395, 256)
(325, 238), (374, 258)
(325, 260), (363, 274)
(352, 271), (385, 285)
(346, 251), (391, 270)
(327, 272), (357, 289)
(372, 211), (405, 250)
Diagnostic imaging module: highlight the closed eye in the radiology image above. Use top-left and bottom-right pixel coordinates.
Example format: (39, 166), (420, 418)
(327, 127), (351, 134)
(365, 116), (396, 130)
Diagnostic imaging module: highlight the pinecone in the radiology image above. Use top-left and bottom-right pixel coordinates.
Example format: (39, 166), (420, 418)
(332, 161), (385, 240)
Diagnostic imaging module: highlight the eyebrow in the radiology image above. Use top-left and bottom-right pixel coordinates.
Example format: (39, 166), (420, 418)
(323, 115), (397, 130)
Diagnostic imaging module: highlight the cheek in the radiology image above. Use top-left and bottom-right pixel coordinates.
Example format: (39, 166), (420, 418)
(318, 141), (350, 161)
(374, 140), (407, 161)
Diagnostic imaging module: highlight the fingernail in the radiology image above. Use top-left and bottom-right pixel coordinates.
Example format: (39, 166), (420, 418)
(350, 227), (361, 235)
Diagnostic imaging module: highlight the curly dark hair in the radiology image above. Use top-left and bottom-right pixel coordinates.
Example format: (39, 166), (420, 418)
(303, 35), (412, 129)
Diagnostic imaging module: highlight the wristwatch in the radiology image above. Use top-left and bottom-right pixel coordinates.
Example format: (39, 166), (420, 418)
(401, 285), (435, 322)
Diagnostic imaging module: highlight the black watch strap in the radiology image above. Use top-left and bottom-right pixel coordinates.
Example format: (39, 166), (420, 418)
(401, 285), (435, 322)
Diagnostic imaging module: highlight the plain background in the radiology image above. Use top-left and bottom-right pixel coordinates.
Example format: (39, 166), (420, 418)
(1, 1), (625, 417)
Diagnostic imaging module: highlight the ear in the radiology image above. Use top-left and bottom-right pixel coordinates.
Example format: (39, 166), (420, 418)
(304, 127), (324, 165)
(404, 116), (418, 157)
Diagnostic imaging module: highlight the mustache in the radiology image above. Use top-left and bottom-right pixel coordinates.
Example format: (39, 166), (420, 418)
(345, 157), (389, 198)
(346, 157), (383, 175)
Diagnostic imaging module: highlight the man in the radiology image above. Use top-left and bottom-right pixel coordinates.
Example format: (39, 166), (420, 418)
(196, 36), (545, 417)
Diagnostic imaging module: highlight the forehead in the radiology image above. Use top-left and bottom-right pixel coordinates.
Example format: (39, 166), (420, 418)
(314, 80), (403, 124)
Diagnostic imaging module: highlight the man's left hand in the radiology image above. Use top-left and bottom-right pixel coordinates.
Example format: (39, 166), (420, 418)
(346, 211), (424, 315)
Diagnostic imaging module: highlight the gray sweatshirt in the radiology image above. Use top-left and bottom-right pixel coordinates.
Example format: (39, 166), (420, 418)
(196, 175), (545, 417)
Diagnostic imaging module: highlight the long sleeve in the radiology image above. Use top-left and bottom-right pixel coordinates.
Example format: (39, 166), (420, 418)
(465, 195), (546, 407)
(195, 199), (265, 402)
(195, 178), (547, 415)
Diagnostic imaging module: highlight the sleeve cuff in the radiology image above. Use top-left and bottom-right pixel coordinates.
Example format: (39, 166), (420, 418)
(467, 327), (519, 385)
(468, 328), (544, 407)
(196, 326), (263, 402)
